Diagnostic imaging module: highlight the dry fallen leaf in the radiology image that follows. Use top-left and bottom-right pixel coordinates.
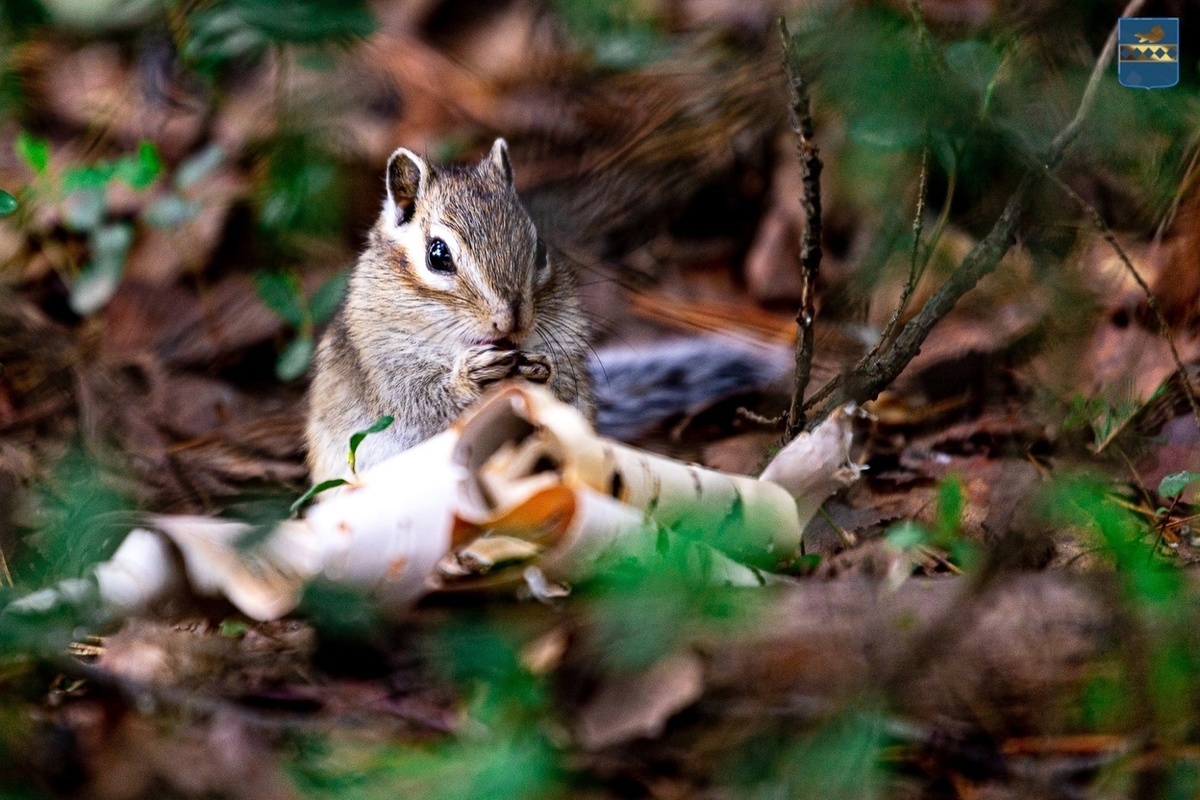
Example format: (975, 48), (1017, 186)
(575, 651), (705, 750)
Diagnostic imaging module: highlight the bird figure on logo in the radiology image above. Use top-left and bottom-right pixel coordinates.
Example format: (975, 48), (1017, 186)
(1135, 24), (1165, 44)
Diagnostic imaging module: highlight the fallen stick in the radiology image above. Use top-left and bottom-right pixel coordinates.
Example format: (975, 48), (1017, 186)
(6, 384), (860, 623)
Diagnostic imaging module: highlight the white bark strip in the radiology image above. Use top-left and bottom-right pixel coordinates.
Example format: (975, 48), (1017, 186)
(10, 384), (860, 623)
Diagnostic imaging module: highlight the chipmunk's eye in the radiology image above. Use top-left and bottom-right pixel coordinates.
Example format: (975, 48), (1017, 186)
(534, 238), (548, 272)
(427, 238), (455, 274)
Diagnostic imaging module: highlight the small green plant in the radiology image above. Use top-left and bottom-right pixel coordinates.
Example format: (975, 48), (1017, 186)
(289, 415), (393, 513)
(255, 269), (349, 381)
(290, 478), (349, 514)
(346, 416), (393, 474)
(15, 133), (162, 314)
(1158, 471), (1200, 500)
(884, 475), (977, 569)
(1046, 477), (1199, 735)
(7, 134), (221, 315)
(1063, 389), (1146, 452)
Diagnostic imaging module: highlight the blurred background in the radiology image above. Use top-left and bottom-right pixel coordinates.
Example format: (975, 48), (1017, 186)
(2, 0), (1200, 797)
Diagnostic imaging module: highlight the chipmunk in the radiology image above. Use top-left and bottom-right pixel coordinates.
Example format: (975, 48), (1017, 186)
(306, 139), (794, 483)
(306, 139), (592, 482)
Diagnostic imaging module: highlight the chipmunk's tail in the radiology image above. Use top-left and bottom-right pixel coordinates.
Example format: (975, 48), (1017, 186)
(588, 336), (794, 442)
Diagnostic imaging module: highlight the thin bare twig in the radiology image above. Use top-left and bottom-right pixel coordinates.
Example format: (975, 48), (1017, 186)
(780, 18), (824, 441)
(864, 0), (954, 364)
(804, 0), (1148, 431)
(1042, 167), (1200, 430)
(872, 141), (930, 356)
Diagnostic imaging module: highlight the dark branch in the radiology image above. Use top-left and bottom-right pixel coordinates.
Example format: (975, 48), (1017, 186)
(779, 18), (824, 442)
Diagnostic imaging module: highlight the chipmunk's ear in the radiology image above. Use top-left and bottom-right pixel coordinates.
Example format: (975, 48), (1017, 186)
(384, 147), (428, 226)
(486, 138), (513, 185)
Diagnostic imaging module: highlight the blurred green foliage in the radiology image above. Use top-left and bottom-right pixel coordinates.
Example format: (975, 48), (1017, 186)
(1046, 477), (1200, 736)
(0, 449), (131, 664)
(9, 133), (174, 314)
(724, 711), (886, 800)
(793, 2), (1200, 303)
(291, 620), (560, 799)
(255, 268), (349, 380)
(255, 133), (345, 242)
(1, 2), (1200, 796)
(551, 0), (670, 69)
(181, 0), (376, 78)
(24, 450), (134, 583)
(584, 552), (765, 672)
(1064, 386), (1147, 452)
(0, 1), (46, 117)
(885, 475), (977, 569)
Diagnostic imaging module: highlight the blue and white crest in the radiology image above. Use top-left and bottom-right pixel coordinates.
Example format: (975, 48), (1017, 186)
(1118, 17), (1179, 90)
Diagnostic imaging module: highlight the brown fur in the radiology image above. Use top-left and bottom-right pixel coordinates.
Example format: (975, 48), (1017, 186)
(306, 140), (591, 481)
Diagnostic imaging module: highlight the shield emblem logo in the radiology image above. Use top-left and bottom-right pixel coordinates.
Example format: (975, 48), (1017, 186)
(1118, 17), (1180, 90)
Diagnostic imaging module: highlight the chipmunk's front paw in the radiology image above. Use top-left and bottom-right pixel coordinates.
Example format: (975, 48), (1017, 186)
(452, 345), (519, 403)
(514, 352), (551, 384)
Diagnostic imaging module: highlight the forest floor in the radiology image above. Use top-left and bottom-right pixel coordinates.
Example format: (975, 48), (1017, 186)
(2, 0), (1200, 798)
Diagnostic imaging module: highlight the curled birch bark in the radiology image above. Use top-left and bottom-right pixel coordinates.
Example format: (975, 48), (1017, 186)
(6, 384), (860, 623)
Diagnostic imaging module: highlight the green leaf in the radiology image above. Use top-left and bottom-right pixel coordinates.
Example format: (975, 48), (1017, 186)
(184, 10), (268, 71)
(276, 334), (314, 381)
(849, 112), (924, 151)
(229, 0), (376, 44)
(290, 478), (348, 514)
(944, 40), (1001, 91)
(934, 476), (965, 546)
(14, 131), (50, 174)
(1158, 471), (1200, 499)
(944, 40), (1002, 93)
(930, 131), (959, 173)
(885, 520), (929, 551)
(143, 195), (203, 228)
(259, 160), (337, 232)
(945, 39), (1004, 117)
(185, 0), (376, 76)
(62, 188), (107, 232)
(309, 270), (349, 324)
(175, 144), (226, 189)
(592, 28), (669, 69)
(255, 271), (308, 328)
(297, 580), (380, 641)
(70, 223), (133, 315)
(115, 140), (163, 190)
(348, 415), (394, 474)
(0, 190), (17, 216)
(63, 162), (118, 193)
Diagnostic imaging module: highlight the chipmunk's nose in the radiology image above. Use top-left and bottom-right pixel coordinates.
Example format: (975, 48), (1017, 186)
(490, 299), (523, 337)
